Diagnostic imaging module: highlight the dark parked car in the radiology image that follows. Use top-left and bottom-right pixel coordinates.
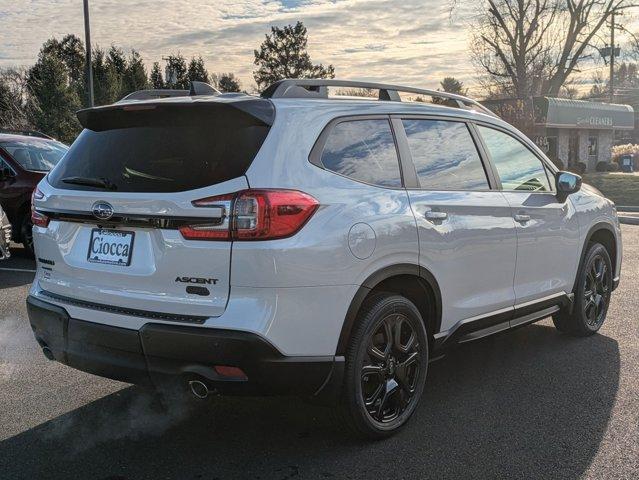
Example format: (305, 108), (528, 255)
(0, 132), (68, 255)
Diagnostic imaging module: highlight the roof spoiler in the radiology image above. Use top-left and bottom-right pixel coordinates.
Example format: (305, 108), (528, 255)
(77, 97), (275, 130)
(118, 81), (221, 102)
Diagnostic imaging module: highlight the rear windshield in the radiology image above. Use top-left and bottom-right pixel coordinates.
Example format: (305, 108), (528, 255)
(48, 105), (270, 193)
(1, 139), (68, 172)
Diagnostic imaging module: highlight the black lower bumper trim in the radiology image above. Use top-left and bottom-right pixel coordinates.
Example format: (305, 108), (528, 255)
(27, 295), (343, 398)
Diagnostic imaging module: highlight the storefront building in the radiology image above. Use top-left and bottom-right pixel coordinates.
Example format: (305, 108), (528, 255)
(531, 97), (634, 171)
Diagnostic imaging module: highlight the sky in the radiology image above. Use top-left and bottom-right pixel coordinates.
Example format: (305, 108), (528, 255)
(0, 0), (637, 95)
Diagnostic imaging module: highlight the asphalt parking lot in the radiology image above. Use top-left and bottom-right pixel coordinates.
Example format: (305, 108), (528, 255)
(0, 228), (637, 480)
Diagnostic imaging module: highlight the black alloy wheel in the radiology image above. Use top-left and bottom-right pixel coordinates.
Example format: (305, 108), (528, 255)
(553, 242), (612, 336)
(341, 294), (429, 439)
(582, 253), (610, 329)
(361, 312), (421, 424)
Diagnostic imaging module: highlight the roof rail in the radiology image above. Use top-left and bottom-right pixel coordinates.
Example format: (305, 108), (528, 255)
(0, 129), (53, 139)
(261, 79), (496, 117)
(119, 81), (221, 102)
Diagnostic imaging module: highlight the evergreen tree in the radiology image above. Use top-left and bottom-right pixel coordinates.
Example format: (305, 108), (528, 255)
(433, 77), (467, 105)
(40, 34), (86, 103)
(122, 50), (148, 95)
(164, 54), (189, 89)
(253, 21), (334, 91)
(150, 62), (164, 89)
(0, 69), (34, 130)
(106, 46), (127, 76)
(217, 73), (241, 92)
(91, 47), (113, 106)
(27, 52), (81, 143)
(439, 77), (466, 95)
(105, 46), (127, 99)
(187, 56), (209, 83)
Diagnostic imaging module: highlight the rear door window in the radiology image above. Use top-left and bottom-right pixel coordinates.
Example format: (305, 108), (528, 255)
(320, 119), (402, 188)
(48, 105), (270, 193)
(401, 119), (489, 190)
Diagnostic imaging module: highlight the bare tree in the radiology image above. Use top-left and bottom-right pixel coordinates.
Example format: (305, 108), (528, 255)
(0, 68), (35, 130)
(471, 0), (557, 98)
(546, 0), (636, 95)
(468, 0), (637, 98)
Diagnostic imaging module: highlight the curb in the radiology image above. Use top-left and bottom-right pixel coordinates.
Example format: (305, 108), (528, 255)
(619, 216), (639, 225)
(617, 206), (639, 212)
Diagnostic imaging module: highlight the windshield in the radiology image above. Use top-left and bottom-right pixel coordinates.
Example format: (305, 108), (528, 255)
(1, 139), (68, 172)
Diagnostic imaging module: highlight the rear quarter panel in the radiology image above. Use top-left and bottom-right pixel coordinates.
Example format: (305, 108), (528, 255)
(239, 102), (419, 289)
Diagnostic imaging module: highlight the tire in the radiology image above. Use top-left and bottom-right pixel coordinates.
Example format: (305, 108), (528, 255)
(20, 213), (35, 258)
(553, 242), (612, 336)
(340, 294), (429, 439)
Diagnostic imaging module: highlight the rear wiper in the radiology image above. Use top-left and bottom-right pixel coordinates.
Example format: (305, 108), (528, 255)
(61, 176), (117, 190)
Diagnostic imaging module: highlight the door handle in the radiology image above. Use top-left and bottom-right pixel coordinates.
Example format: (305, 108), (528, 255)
(514, 214), (531, 224)
(424, 211), (448, 221)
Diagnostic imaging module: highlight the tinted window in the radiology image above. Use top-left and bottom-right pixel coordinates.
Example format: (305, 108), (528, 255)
(478, 126), (551, 192)
(48, 106), (270, 193)
(1, 139), (67, 172)
(321, 119), (401, 187)
(402, 119), (488, 190)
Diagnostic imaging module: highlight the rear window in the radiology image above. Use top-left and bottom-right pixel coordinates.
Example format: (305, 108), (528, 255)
(1, 139), (67, 172)
(320, 119), (402, 188)
(48, 105), (270, 193)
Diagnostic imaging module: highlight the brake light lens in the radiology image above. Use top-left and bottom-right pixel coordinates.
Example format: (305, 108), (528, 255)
(31, 189), (49, 228)
(234, 190), (318, 240)
(180, 189), (319, 241)
(179, 223), (230, 240)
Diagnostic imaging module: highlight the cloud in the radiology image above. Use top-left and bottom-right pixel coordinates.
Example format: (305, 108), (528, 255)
(14, 0), (635, 94)
(0, 0), (482, 90)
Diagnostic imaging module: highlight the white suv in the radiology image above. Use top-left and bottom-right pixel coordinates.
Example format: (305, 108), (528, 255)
(27, 80), (622, 438)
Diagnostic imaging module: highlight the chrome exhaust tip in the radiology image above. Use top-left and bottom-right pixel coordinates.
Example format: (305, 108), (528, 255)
(188, 380), (209, 399)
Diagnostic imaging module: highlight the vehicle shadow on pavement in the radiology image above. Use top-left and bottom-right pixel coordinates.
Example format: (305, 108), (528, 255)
(0, 271), (33, 290)
(0, 246), (35, 290)
(0, 323), (619, 480)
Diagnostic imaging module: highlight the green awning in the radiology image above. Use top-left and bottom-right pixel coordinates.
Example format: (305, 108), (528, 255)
(534, 97), (634, 130)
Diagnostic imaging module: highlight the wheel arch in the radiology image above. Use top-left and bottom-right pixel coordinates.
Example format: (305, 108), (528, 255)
(335, 264), (442, 356)
(572, 221), (618, 293)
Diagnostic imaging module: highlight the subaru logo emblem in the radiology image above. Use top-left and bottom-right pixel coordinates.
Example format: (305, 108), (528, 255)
(92, 202), (114, 220)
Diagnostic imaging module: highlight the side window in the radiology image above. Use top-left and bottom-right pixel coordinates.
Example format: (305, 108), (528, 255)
(321, 119), (402, 187)
(402, 119), (489, 190)
(478, 126), (552, 192)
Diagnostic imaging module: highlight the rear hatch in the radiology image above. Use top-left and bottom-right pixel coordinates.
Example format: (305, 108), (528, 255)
(33, 97), (274, 319)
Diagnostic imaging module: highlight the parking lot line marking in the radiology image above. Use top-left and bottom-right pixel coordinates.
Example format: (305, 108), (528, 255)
(0, 267), (36, 273)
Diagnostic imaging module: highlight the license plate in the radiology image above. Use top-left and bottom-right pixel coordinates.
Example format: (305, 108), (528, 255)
(87, 229), (135, 266)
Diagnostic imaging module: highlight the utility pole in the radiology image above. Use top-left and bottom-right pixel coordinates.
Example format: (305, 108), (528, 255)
(609, 12), (615, 103)
(83, 0), (94, 107)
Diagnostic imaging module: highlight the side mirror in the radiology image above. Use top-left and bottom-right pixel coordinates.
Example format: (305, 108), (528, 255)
(556, 171), (582, 201)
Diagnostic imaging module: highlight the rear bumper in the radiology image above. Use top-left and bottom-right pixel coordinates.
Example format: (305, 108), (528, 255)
(27, 295), (343, 399)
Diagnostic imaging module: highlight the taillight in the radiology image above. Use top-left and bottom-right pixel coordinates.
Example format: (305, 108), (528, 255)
(31, 188), (49, 228)
(234, 190), (318, 240)
(179, 193), (234, 240)
(180, 189), (319, 241)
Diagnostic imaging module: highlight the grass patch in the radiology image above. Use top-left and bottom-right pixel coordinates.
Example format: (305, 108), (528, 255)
(581, 173), (639, 206)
